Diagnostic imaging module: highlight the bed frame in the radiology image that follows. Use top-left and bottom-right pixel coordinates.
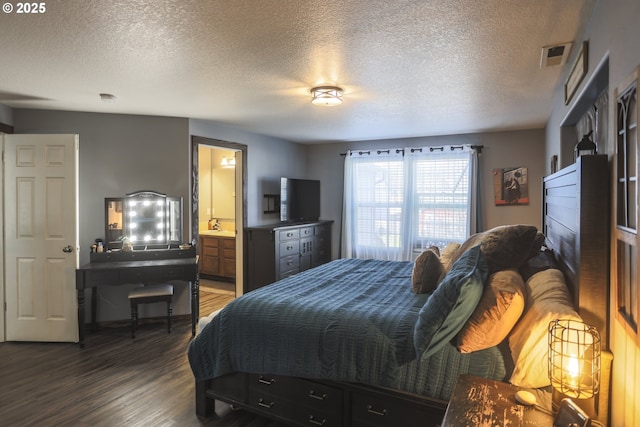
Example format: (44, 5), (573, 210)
(542, 154), (612, 423)
(194, 155), (611, 427)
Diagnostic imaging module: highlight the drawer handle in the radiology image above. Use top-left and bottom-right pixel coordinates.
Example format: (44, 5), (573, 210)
(367, 405), (388, 417)
(308, 390), (327, 401)
(258, 376), (276, 385)
(257, 398), (274, 409)
(287, 245), (293, 250)
(308, 415), (326, 426)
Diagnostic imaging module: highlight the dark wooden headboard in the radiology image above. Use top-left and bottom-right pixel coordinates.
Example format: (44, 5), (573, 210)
(542, 154), (610, 348)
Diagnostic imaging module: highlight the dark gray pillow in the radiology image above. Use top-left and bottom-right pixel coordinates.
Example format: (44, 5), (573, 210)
(414, 245), (489, 358)
(519, 248), (559, 282)
(447, 225), (541, 273)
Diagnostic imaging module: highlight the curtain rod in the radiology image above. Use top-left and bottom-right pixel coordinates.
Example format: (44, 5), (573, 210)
(339, 144), (483, 156)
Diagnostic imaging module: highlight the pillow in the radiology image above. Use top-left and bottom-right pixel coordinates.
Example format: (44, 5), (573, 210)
(527, 232), (546, 260)
(456, 269), (525, 353)
(412, 249), (445, 294)
(519, 247), (559, 282)
(414, 245), (489, 358)
(440, 242), (461, 269)
(508, 268), (581, 388)
(447, 225), (541, 273)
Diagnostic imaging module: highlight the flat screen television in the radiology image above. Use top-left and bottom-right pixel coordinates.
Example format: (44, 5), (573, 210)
(280, 177), (320, 222)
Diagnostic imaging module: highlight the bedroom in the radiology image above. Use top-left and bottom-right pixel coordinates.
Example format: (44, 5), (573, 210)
(1, 1), (639, 426)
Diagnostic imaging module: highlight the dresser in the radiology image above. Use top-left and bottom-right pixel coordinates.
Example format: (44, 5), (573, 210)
(199, 234), (236, 279)
(246, 220), (333, 292)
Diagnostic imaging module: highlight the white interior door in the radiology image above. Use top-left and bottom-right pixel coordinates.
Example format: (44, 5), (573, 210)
(4, 134), (79, 342)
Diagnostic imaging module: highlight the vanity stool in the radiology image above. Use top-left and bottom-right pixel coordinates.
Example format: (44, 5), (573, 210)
(128, 284), (174, 338)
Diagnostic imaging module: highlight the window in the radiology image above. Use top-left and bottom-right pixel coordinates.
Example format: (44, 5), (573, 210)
(411, 153), (471, 251)
(342, 147), (476, 261)
(614, 69), (639, 340)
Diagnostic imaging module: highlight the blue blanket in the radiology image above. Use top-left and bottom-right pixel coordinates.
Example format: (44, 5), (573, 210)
(188, 258), (508, 401)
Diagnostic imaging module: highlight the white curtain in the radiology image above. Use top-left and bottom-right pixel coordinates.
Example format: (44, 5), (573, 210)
(342, 146), (478, 261)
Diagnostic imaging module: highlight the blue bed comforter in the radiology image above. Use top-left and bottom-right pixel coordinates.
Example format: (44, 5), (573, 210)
(188, 258), (508, 401)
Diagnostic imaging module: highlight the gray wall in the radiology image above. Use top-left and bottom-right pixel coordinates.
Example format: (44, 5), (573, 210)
(11, 110), (309, 321)
(306, 128), (546, 259)
(0, 103), (13, 126)
(189, 119), (307, 227)
(546, 0), (640, 166)
(14, 109), (191, 321)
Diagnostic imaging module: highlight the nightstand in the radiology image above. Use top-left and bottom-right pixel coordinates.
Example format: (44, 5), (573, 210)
(441, 374), (554, 427)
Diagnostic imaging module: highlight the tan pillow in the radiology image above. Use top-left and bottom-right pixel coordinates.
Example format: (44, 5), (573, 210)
(412, 249), (445, 294)
(508, 268), (582, 388)
(440, 242), (461, 270)
(456, 269), (525, 353)
(447, 225), (541, 273)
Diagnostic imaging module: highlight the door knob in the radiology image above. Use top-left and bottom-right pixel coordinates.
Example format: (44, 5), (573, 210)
(62, 245), (74, 253)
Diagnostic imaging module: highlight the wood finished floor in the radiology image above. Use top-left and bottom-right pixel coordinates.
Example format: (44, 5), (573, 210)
(0, 283), (289, 427)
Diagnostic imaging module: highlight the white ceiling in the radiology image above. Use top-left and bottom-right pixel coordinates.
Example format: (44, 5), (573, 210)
(0, 0), (595, 143)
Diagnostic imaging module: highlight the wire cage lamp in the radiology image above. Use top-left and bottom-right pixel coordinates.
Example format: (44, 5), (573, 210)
(548, 319), (601, 400)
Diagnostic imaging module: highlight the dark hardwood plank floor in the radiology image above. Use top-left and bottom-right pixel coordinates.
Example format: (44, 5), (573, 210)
(0, 290), (288, 427)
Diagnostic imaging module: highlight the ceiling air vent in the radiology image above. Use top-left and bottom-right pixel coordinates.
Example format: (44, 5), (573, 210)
(540, 42), (572, 68)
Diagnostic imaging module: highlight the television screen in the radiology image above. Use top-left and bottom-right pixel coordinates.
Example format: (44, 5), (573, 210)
(280, 177), (320, 222)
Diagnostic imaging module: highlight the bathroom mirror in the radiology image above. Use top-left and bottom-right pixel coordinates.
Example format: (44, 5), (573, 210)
(105, 191), (182, 249)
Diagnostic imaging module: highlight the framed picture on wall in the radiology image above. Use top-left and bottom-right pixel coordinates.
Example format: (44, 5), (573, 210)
(564, 41), (588, 105)
(493, 167), (529, 206)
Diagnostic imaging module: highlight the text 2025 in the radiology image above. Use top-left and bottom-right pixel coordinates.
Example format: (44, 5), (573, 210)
(16, 2), (46, 13)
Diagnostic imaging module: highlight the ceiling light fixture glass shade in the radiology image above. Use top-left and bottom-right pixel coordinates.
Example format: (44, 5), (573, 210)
(311, 86), (343, 106)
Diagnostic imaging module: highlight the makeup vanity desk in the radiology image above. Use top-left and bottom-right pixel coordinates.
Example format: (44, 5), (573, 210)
(75, 246), (199, 348)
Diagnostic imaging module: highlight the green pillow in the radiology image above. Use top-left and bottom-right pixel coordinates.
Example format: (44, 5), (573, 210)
(414, 245), (489, 358)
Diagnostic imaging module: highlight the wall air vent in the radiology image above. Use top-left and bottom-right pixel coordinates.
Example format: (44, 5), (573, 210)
(540, 42), (572, 68)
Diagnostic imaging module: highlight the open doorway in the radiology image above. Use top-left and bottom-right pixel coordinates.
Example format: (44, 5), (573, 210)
(191, 136), (247, 316)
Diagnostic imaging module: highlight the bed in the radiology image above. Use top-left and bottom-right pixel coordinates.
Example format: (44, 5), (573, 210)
(189, 155), (610, 427)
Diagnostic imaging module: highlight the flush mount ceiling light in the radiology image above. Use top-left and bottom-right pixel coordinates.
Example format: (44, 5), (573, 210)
(310, 86), (343, 106)
(99, 93), (117, 102)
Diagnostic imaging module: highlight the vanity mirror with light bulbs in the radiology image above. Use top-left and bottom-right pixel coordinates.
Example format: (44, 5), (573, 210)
(104, 190), (183, 250)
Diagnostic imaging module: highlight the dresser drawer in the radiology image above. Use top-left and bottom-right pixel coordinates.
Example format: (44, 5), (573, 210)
(201, 236), (220, 248)
(202, 246), (219, 257)
(87, 270), (119, 286)
(279, 255), (299, 273)
(120, 266), (186, 283)
(279, 229), (300, 241)
(351, 392), (442, 427)
(300, 226), (314, 238)
(280, 240), (299, 257)
(289, 403), (343, 427)
(290, 378), (343, 415)
(247, 389), (294, 422)
(248, 375), (343, 426)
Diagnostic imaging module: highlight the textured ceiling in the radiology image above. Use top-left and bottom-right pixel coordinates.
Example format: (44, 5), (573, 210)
(0, 0), (595, 143)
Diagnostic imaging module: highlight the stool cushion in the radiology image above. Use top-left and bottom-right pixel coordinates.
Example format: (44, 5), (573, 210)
(128, 284), (174, 299)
